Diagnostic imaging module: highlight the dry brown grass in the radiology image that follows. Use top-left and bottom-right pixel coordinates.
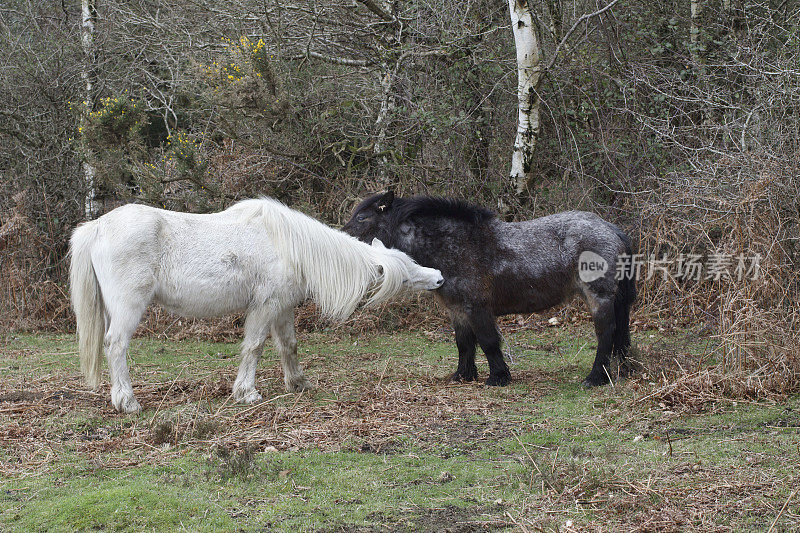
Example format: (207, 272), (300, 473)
(500, 422), (798, 532)
(2, 329), (798, 531)
(0, 353), (551, 478)
(3, 151), (798, 415)
(628, 152), (800, 408)
(0, 193), (72, 331)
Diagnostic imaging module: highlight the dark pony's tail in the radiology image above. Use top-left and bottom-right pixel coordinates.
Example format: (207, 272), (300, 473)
(612, 228), (636, 357)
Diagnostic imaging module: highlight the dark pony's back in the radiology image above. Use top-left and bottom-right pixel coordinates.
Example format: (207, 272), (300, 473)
(388, 196), (496, 227)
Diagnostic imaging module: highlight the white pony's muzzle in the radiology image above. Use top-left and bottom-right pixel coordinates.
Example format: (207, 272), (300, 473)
(418, 266), (445, 291)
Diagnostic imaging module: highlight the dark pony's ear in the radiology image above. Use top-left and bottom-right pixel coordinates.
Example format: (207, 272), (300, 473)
(376, 190), (394, 212)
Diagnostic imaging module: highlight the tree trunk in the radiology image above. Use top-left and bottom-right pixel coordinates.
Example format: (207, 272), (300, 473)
(689, 0), (712, 131)
(373, 60), (399, 186)
(689, 0), (704, 68)
(507, 0), (542, 196)
(81, 0), (99, 219)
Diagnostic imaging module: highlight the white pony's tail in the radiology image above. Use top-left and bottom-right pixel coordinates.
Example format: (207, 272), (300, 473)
(69, 221), (105, 389)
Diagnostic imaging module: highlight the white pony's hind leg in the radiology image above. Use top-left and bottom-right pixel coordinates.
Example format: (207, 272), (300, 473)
(271, 308), (313, 393)
(95, 260), (152, 414)
(105, 311), (144, 413)
(232, 306), (273, 404)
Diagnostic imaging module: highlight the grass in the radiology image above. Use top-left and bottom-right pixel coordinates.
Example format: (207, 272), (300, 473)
(1, 324), (798, 531)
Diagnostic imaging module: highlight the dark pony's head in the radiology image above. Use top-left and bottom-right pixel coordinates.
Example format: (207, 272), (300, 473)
(342, 190), (495, 246)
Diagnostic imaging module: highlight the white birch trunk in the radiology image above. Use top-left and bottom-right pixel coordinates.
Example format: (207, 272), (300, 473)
(689, 0), (712, 129)
(508, 0), (542, 195)
(81, 0), (99, 219)
(689, 0), (704, 68)
(373, 62), (397, 185)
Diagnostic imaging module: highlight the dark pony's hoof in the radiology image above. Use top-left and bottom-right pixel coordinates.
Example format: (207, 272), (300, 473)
(581, 373), (610, 389)
(618, 362), (633, 379)
(485, 372), (511, 387)
(450, 370), (478, 383)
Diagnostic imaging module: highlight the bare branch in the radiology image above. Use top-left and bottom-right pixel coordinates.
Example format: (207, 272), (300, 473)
(543, 0), (620, 73)
(353, 0), (395, 23)
(285, 51), (373, 67)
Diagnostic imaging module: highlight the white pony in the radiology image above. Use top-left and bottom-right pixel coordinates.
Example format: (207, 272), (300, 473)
(69, 198), (444, 413)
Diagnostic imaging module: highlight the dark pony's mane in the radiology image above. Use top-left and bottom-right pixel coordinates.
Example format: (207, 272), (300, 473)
(391, 196), (496, 226)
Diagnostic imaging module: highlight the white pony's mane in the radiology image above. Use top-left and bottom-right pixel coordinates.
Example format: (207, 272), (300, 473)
(228, 198), (410, 321)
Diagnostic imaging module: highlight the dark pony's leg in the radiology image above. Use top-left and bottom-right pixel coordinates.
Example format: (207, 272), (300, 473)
(451, 314), (478, 382)
(583, 297), (616, 388)
(468, 308), (511, 386)
(612, 297), (632, 371)
(613, 273), (636, 375)
(610, 228), (637, 376)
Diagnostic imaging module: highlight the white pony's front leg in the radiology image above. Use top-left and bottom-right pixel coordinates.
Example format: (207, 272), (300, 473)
(271, 308), (313, 393)
(232, 306), (272, 404)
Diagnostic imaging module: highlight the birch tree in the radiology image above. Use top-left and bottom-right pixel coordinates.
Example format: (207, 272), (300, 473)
(507, 0), (541, 196)
(80, 0), (98, 219)
(689, 0), (704, 68)
(689, 0), (712, 129)
(507, 0), (621, 196)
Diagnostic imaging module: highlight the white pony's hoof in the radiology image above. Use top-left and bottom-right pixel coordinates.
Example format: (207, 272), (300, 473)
(122, 397), (142, 413)
(233, 388), (263, 404)
(286, 376), (314, 393)
(111, 391), (141, 414)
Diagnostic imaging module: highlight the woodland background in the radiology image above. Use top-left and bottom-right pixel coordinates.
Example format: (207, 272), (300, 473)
(1, 0), (798, 396)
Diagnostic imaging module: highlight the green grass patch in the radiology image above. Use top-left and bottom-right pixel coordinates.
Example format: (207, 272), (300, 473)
(1, 326), (798, 531)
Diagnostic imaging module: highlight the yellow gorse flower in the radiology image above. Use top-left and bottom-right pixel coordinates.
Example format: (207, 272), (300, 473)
(201, 35), (274, 87)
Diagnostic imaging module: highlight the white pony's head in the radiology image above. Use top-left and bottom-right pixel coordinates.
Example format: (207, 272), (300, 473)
(370, 238), (444, 292)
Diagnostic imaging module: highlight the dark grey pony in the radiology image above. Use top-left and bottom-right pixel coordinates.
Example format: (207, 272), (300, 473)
(343, 191), (636, 388)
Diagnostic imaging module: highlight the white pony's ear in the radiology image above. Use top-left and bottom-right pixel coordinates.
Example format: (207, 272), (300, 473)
(371, 238), (386, 249)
